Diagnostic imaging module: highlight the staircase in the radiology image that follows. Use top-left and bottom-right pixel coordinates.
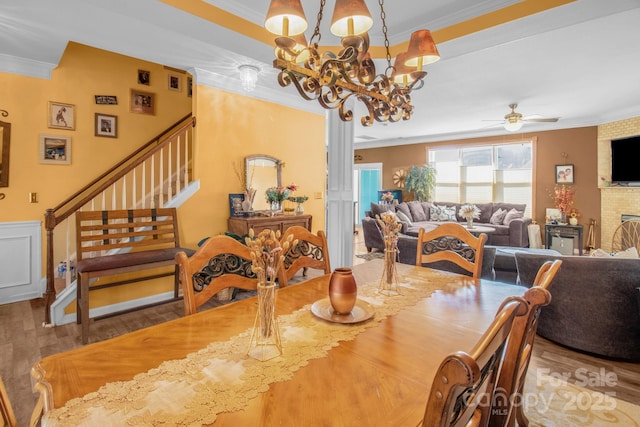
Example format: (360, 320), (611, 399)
(43, 114), (197, 325)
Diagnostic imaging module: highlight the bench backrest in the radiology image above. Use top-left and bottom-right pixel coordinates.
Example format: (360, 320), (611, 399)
(75, 208), (181, 261)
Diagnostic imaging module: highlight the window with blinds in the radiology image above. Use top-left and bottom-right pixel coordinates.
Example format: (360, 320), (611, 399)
(428, 142), (532, 217)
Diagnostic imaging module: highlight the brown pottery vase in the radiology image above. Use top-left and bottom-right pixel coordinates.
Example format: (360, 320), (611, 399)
(329, 267), (357, 314)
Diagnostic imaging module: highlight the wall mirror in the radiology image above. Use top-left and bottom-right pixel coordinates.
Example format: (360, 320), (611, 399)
(245, 154), (282, 211)
(0, 120), (11, 188)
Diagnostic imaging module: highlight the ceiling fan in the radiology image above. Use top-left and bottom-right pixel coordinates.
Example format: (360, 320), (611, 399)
(491, 103), (559, 131)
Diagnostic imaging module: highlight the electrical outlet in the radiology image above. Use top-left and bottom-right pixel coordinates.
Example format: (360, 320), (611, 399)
(314, 192), (323, 199)
(29, 192), (38, 203)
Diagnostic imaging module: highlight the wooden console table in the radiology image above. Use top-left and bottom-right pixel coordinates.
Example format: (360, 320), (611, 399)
(545, 223), (583, 255)
(228, 214), (312, 236)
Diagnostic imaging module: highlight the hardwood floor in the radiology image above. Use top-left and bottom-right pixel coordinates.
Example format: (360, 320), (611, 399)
(1, 229), (638, 425)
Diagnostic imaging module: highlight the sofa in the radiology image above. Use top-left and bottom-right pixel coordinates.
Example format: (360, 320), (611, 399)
(515, 252), (640, 361)
(362, 201), (532, 252)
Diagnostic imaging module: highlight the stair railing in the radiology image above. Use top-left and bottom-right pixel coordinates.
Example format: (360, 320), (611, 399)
(43, 114), (196, 324)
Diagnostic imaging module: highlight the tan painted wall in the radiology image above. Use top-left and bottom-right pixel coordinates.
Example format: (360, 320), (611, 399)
(355, 126), (602, 248)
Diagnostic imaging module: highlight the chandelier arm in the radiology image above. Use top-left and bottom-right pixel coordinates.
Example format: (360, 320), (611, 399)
(276, 69), (321, 101)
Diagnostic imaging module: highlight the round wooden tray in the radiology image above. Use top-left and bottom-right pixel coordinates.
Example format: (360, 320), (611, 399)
(310, 298), (375, 324)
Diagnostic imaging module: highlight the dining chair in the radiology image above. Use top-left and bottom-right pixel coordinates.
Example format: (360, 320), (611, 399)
(490, 260), (562, 427)
(421, 297), (527, 427)
(415, 222), (488, 279)
(176, 235), (258, 315)
(0, 376), (17, 427)
(278, 226), (331, 287)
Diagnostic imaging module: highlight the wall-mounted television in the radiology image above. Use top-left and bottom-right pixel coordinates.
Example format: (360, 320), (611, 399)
(611, 135), (640, 185)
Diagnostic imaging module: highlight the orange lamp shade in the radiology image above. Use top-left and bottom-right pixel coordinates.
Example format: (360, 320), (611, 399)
(391, 52), (417, 84)
(330, 0), (373, 37)
(265, 0), (308, 37)
(404, 29), (440, 69)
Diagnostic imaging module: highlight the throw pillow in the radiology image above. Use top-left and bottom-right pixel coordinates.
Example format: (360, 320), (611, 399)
(613, 247), (640, 258)
(395, 202), (411, 220)
(407, 201), (427, 222)
(396, 211), (413, 224)
(420, 202), (433, 221)
(490, 208), (506, 225)
(430, 205), (456, 221)
(370, 202), (394, 219)
(590, 248), (611, 257)
(503, 208), (524, 226)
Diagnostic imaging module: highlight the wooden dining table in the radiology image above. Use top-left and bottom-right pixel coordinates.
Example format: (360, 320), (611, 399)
(32, 259), (526, 426)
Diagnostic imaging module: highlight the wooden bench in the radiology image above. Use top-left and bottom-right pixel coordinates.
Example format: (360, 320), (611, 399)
(75, 208), (194, 343)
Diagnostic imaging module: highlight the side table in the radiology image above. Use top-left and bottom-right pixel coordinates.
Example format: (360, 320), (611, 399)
(545, 223), (583, 255)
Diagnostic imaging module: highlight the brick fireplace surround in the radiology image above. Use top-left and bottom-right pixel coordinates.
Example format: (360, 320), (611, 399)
(598, 117), (640, 252)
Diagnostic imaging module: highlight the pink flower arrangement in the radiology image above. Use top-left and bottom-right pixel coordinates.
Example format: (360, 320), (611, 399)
(550, 184), (575, 213)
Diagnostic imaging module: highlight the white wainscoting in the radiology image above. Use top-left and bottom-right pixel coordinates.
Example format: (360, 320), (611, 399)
(0, 221), (43, 304)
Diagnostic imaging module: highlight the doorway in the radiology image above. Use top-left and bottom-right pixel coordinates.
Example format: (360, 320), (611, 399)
(353, 163), (382, 226)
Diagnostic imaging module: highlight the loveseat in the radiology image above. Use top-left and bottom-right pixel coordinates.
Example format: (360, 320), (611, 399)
(362, 201), (532, 252)
(515, 252), (640, 361)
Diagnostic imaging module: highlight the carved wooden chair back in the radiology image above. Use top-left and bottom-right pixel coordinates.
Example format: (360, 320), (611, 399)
(278, 226), (331, 287)
(415, 223), (487, 279)
(0, 376), (17, 427)
(176, 235), (257, 316)
(490, 260), (561, 427)
(421, 298), (526, 427)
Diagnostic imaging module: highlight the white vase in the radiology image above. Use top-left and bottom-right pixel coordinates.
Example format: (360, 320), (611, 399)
(569, 217), (578, 225)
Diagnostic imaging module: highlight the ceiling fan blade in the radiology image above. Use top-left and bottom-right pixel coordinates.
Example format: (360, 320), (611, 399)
(523, 117), (559, 123)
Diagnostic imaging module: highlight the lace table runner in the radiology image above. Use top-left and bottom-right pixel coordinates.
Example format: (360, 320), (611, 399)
(45, 273), (459, 426)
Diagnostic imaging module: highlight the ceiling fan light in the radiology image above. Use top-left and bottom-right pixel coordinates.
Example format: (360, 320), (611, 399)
(330, 0), (373, 37)
(265, 0), (308, 37)
(504, 120), (523, 132)
(404, 29), (440, 69)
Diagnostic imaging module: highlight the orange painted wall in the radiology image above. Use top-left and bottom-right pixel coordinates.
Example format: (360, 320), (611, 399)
(355, 126), (601, 247)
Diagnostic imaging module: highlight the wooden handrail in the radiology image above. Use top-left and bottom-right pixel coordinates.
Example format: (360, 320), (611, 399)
(43, 114), (195, 324)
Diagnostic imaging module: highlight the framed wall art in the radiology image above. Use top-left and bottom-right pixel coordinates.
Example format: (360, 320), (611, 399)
(40, 134), (71, 164)
(48, 101), (75, 130)
(130, 89), (155, 115)
(555, 164), (574, 184)
(187, 76), (193, 97)
(95, 113), (117, 138)
(168, 73), (181, 92)
(138, 69), (150, 85)
(95, 95), (118, 105)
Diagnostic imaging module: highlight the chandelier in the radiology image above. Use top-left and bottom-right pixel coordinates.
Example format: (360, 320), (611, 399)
(264, 0), (440, 126)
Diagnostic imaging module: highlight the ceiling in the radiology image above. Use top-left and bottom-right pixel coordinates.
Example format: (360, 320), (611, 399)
(2, 0), (640, 148)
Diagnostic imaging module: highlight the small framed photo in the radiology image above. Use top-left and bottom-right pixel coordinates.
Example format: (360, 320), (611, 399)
(95, 113), (117, 138)
(168, 73), (181, 92)
(130, 89), (155, 115)
(138, 69), (150, 85)
(187, 76), (193, 97)
(94, 95), (118, 105)
(545, 208), (562, 224)
(229, 193), (245, 216)
(555, 164), (574, 184)
(48, 101), (75, 130)
(40, 134), (71, 164)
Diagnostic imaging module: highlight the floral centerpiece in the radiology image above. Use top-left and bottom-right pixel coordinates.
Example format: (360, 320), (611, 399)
(288, 195), (309, 215)
(265, 184), (297, 212)
(381, 191), (395, 204)
(376, 212), (402, 294)
(458, 204), (481, 228)
(244, 228), (295, 361)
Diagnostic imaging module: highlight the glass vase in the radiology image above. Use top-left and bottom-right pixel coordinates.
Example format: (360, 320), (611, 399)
(247, 281), (282, 361)
(466, 217), (474, 229)
(379, 243), (400, 295)
(295, 202), (304, 215)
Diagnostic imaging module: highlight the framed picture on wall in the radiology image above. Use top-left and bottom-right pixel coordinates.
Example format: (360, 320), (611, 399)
(48, 101), (75, 130)
(130, 89), (155, 115)
(95, 113), (117, 138)
(168, 73), (181, 92)
(556, 164), (574, 184)
(39, 134), (71, 164)
(138, 69), (150, 85)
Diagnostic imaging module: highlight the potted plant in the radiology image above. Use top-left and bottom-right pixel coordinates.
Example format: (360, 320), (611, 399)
(404, 164), (437, 202)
